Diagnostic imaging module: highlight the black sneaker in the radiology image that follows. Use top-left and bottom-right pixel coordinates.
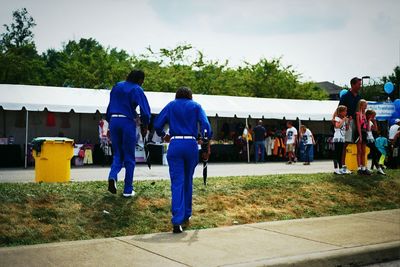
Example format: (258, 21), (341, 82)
(108, 179), (117, 194)
(364, 169), (372, 175)
(357, 169), (365, 175)
(173, 225), (183, 234)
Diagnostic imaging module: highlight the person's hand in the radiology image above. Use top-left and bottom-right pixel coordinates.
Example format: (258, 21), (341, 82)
(202, 143), (211, 161)
(163, 134), (171, 142)
(140, 125), (148, 139)
(202, 151), (209, 161)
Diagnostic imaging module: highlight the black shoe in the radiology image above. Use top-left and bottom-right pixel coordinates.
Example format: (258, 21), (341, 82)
(108, 179), (117, 194)
(357, 169), (365, 175)
(364, 169), (372, 175)
(173, 225), (183, 234)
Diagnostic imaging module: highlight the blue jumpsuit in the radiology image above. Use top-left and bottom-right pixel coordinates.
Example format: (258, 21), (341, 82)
(154, 99), (212, 225)
(106, 81), (151, 194)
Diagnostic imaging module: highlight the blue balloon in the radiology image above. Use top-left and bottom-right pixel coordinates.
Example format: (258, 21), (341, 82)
(384, 82), (394, 94)
(339, 89), (347, 98)
(394, 99), (400, 112)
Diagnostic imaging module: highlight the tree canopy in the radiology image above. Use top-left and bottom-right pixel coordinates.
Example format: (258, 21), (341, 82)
(1, 8), (397, 101)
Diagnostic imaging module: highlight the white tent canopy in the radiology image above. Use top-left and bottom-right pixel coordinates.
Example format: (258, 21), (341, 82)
(0, 84), (339, 120)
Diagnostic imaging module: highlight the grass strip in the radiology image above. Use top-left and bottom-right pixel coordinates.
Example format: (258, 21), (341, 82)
(0, 170), (399, 247)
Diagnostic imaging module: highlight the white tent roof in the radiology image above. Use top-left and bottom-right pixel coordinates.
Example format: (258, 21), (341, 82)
(0, 84), (339, 120)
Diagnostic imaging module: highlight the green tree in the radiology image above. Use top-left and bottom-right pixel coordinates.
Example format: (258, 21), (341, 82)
(43, 38), (133, 88)
(0, 8), (45, 84)
(360, 66), (400, 101)
(135, 46), (328, 100)
(0, 8), (36, 50)
(0, 8), (329, 99)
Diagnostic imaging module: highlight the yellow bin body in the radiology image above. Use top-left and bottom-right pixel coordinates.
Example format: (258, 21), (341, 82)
(345, 144), (370, 171)
(32, 137), (74, 183)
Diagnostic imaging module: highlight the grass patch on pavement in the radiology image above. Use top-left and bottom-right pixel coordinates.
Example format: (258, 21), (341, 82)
(0, 169), (399, 247)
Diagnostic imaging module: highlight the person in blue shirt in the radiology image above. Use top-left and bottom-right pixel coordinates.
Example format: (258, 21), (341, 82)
(332, 77), (362, 174)
(106, 70), (151, 197)
(154, 87), (212, 233)
(253, 120), (266, 163)
(375, 130), (388, 175)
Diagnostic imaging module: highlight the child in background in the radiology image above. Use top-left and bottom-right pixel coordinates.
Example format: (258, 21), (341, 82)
(285, 121), (298, 164)
(299, 125), (315, 165)
(375, 131), (388, 175)
(333, 105), (348, 174)
(356, 99), (371, 175)
(365, 110), (380, 172)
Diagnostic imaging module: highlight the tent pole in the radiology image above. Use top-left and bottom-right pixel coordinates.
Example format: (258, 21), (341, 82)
(246, 118), (250, 163)
(298, 119), (302, 148)
(24, 110), (29, 169)
(78, 113), (82, 141)
(2, 110), (6, 138)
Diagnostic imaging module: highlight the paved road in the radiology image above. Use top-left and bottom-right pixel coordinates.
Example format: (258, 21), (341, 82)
(0, 160), (336, 183)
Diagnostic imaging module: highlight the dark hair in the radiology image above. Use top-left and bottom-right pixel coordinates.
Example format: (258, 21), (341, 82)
(287, 121), (293, 126)
(365, 109), (376, 118)
(350, 77), (361, 86)
(126, 70), (145, 84)
(175, 87), (193, 99)
(379, 129), (387, 137)
(337, 105), (347, 114)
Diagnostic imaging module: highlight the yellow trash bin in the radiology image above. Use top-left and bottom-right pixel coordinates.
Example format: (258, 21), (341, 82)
(32, 137), (74, 183)
(345, 144), (370, 171)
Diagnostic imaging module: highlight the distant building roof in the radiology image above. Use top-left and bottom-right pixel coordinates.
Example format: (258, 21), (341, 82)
(317, 81), (343, 100)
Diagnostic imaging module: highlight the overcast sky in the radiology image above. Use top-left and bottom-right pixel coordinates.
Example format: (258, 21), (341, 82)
(1, 0), (399, 86)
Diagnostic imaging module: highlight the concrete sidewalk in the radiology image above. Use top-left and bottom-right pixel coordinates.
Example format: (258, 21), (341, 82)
(1, 209), (399, 267)
(0, 160), (335, 183)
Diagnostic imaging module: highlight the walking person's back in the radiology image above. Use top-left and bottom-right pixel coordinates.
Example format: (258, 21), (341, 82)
(106, 70), (151, 197)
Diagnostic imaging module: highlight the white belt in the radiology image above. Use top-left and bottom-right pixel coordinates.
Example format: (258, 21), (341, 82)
(111, 114), (127, 118)
(171, 136), (196, 140)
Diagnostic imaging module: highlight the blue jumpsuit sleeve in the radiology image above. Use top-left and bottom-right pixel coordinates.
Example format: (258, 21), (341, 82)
(134, 88), (151, 126)
(105, 90), (113, 122)
(154, 104), (169, 137)
(197, 104), (212, 138)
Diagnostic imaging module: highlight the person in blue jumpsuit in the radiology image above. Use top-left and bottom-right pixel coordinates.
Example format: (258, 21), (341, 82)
(106, 70), (151, 197)
(154, 87), (212, 233)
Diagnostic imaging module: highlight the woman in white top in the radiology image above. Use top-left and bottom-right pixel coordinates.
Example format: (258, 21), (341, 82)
(333, 105), (348, 174)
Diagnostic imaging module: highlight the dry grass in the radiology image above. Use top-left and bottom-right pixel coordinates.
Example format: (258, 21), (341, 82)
(0, 169), (399, 247)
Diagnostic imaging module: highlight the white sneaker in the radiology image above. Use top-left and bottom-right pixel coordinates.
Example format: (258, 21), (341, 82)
(123, 191), (136, 197)
(377, 168), (386, 175)
(334, 169), (343, 175)
(342, 166), (352, 174)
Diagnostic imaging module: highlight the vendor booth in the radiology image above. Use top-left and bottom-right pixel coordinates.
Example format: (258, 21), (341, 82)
(0, 84), (357, 167)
